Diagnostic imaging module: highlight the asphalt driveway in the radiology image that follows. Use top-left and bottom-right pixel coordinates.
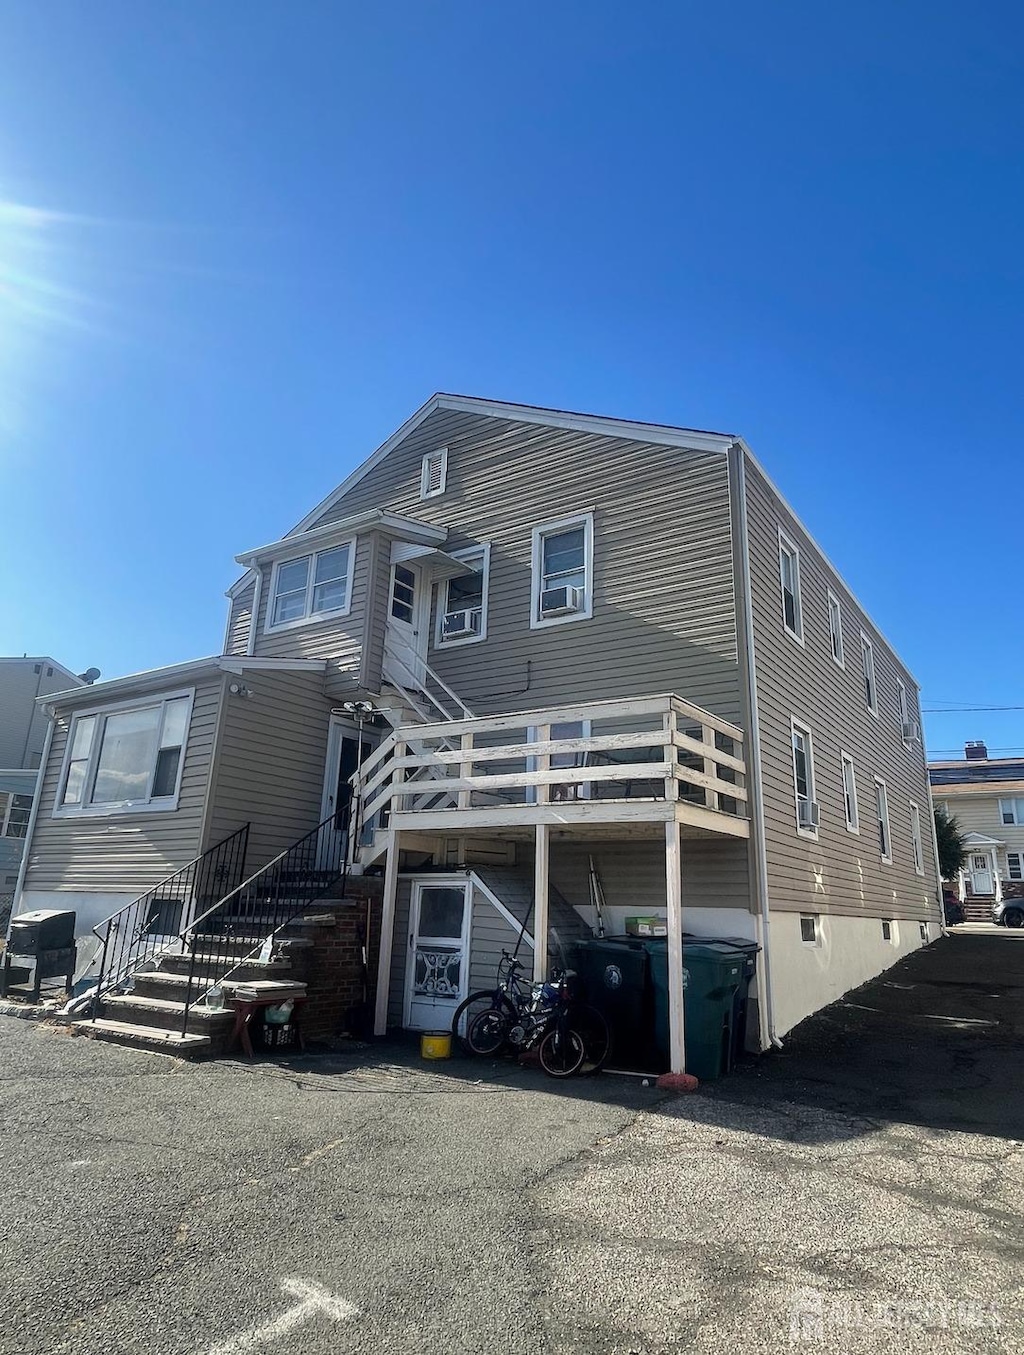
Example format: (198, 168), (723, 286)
(1, 929), (1021, 1355)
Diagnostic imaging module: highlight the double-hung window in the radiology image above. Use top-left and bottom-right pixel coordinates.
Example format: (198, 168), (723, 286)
(861, 632), (878, 714)
(531, 514), (593, 627)
(909, 800), (925, 875)
(56, 692), (193, 816)
(874, 776), (892, 863)
(436, 545), (490, 647)
(827, 590), (844, 667)
(778, 530), (803, 641)
(999, 798), (1024, 826)
(1007, 852), (1024, 882)
(0, 793), (32, 839)
(897, 678), (918, 743)
(841, 752), (859, 832)
(791, 720), (818, 834)
(267, 542), (354, 631)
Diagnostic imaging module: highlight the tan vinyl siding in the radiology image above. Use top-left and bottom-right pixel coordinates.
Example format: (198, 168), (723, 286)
(938, 792), (1024, 880)
(203, 669), (334, 870)
(550, 838), (751, 916)
(308, 408), (741, 721)
(225, 584), (255, 656)
(24, 676), (223, 894)
(249, 537), (373, 689)
(743, 454), (940, 923)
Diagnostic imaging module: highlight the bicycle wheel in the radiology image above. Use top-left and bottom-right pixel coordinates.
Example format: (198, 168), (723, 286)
(538, 1025), (585, 1078)
(451, 991), (515, 1054)
(570, 1003), (610, 1074)
(467, 1006), (511, 1056)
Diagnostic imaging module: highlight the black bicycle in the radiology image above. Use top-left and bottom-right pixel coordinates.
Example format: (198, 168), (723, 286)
(454, 954), (609, 1077)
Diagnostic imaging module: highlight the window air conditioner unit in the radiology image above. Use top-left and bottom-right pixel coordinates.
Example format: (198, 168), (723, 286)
(442, 608), (481, 639)
(540, 585), (584, 617)
(798, 800), (821, 829)
(902, 719), (921, 742)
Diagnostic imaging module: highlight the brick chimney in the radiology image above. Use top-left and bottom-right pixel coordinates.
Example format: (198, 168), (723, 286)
(965, 740), (988, 761)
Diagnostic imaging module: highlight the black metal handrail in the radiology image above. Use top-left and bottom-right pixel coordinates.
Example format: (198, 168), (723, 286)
(90, 824), (250, 1020)
(179, 812), (350, 1032)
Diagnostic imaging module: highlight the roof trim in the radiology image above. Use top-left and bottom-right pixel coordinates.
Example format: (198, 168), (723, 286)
(225, 394), (738, 597)
(736, 439), (922, 690)
(41, 656), (328, 708)
(235, 509), (447, 568)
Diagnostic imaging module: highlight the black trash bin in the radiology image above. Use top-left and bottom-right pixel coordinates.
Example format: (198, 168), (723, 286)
(570, 937), (657, 1070)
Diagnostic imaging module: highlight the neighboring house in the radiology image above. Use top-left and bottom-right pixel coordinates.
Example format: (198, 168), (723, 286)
(13, 396), (941, 1067)
(930, 741), (1024, 917)
(0, 658), (87, 914)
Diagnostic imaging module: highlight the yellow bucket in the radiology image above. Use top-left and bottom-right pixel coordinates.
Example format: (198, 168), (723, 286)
(420, 1031), (452, 1060)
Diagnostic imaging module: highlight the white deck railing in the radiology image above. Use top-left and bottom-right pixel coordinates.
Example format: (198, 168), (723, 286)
(355, 693), (747, 828)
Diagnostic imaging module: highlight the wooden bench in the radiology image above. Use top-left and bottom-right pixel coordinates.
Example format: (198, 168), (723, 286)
(228, 980), (308, 1058)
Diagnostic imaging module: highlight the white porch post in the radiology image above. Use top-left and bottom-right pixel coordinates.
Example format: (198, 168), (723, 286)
(665, 819), (686, 1074)
(994, 850), (1003, 902)
(533, 822), (550, 983)
(957, 866), (967, 902)
(373, 832), (401, 1036)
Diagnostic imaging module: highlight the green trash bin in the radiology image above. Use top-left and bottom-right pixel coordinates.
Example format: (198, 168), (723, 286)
(645, 939), (748, 1080)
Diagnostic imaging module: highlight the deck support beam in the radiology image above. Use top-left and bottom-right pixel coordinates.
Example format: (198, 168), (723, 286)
(373, 831), (401, 1037)
(665, 820), (686, 1074)
(533, 823), (550, 983)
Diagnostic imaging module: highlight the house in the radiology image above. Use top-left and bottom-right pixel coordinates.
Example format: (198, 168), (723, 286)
(930, 741), (1024, 919)
(11, 395), (942, 1067)
(0, 658), (88, 918)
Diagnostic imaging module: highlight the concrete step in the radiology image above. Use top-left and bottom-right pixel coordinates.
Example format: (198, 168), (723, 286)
(74, 1018), (211, 1054)
(100, 993), (236, 1033)
(130, 970), (286, 1001)
(157, 952), (293, 978)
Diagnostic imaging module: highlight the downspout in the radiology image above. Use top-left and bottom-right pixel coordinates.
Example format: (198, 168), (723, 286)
(8, 708), (57, 937)
(733, 445), (783, 1050)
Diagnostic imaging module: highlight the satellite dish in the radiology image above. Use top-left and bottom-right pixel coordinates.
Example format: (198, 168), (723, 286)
(78, 667), (101, 684)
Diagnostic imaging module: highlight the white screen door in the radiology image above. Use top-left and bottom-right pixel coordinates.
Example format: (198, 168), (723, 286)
(404, 879), (471, 1030)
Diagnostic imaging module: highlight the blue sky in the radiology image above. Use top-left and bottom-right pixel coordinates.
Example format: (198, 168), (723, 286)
(0, 2), (1021, 757)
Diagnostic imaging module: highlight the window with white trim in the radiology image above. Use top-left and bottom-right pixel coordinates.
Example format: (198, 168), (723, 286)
(1007, 852), (1023, 881)
(531, 514), (594, 628)
(800, 914), (820, 945)
(861, 632), (878, 714)
(999, 798), (1024, 826)
(881, 918), (898, 944)
(778, 530), (803, 641)
(0, 792), (32, 839)
(267, 542), (354, 630)
(791, 720), (817, 834)
(420, 447), (448, 499)
(897, 678), (917, 742)
(56, 693), (192, 815)
(910, 800), (924, 875)
(436, 545), (489, 647)
(827, 590), (844, 667)
(874, 776), (892, 862)
(841, 752), (859, 832)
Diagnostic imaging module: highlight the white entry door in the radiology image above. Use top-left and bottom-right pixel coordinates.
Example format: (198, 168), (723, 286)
(384, 562), (428, 687)
(404, 879), (471, 1031)
(970, 853), (994, 895)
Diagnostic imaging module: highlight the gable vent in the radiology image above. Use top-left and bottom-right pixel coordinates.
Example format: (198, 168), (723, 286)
(420, 447), (448, 499)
